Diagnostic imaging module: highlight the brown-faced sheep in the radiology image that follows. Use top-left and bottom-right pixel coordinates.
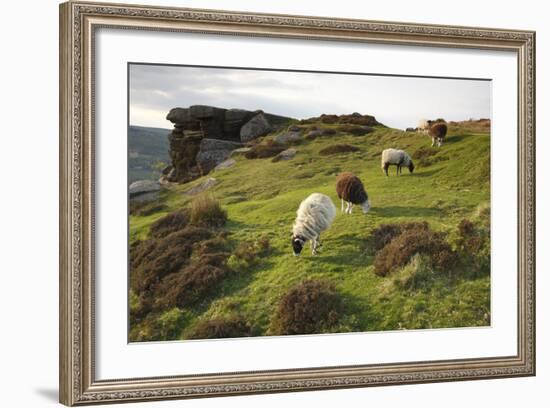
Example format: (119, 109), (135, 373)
(336, 172), (370, 214)
(429, 122), (448, 147)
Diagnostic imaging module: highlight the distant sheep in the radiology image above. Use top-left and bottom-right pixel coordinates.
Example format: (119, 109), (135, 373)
(381, 148), (415, 176)
(292, 193), (336, 256)
(429, 122), (448, 147)
(336, 172), (370, 214)
(417, 119), (430, 134)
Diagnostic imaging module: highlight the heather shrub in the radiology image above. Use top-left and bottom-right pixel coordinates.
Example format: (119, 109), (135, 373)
(337, 124), (373, 136)
(322, 128), (337, 136)
(152, 252), (231, 310)
(367, 222), (430, 254)
(150, 209), (190, 238)
(373, 224), (457, 277)
(190, 195), (227, 228)
(130, 225), (214, 295)
(319, 144), (360, 156)
(270, 280), (342, 335)
(245, 140), (287, 159)
(189, 316), (252, 339)
(319, 114), (339, 124)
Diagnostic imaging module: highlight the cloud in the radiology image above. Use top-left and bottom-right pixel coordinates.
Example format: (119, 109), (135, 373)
(129, 64), (491, 130)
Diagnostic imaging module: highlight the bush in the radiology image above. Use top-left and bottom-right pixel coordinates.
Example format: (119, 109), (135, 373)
(337, 124), (373, 136)
(270, 280), (342, 335)
(190, 195), (227, 228)
(188, 316), (252, 339)
(130, 225), (215, 296)
(319, 114), (339, 124)
(150, 209), (190, 238)
(319, 144), (360, 156)
(368, 222), (430, 253)
(152, 252), (231, 310)
(373, 224), (457, 277)
(245, 140), (287, 159)
(322, 128), (337, 136)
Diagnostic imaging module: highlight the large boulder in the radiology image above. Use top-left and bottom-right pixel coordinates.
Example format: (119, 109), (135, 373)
(196, 138), (242, 174)
(214, 158), (236, 171)
(129, 180), (162, 199)
(274, 131), (301, 145)
(184, 177), (218, 196)
(272, 148), (297, 162)
(224, 109), (256, 138)
(240, 113), (272, 143)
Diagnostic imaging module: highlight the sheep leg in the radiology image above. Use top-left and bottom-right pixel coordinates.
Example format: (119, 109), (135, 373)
(341, 198), (345, 213)
(396, 165), (400, 176)
(384, 163), (389, 176)
(312, 236), (319, 255)
(431, 137), (435, 147)
(349, 203), (353, 214)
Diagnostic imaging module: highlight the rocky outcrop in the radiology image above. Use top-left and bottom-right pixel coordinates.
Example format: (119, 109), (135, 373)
(129, 180), (162, 202)
(240, 113), (272, 143)
(196, 138), (242, 174)
(164, 105), (292, 183)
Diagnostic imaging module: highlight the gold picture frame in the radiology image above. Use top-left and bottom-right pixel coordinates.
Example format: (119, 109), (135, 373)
(59, 1), (536, 405)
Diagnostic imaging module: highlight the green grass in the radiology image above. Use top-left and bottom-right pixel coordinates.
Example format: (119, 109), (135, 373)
(129, 124), (490, 339)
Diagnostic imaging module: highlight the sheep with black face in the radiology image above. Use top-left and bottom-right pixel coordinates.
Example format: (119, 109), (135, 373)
(291, 193), (336, 256)
(336, 172), (370, 214)
(381, 148), (415, 176)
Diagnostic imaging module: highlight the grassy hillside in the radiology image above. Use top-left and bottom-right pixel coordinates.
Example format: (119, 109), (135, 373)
(128, 125), (170, 183)
(129, 122), (491, 341)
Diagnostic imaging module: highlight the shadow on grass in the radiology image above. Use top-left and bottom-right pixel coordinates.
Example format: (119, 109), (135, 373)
(369, 206), (442, 218)
(446, 134), (468, 144)
(311, 234), (371, 268)
(413, 169), (442, 178)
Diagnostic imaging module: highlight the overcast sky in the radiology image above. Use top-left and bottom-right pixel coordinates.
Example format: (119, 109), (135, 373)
(129, 64), (491, 130)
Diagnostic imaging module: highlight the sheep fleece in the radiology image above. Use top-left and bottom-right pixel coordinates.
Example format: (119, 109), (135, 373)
(381, 148), (412, 167)
(293, 193), (336, 241)
(336, 172), (368, 204)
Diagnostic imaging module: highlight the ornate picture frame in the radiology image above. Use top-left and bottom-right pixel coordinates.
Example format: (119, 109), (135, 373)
(59, 1), (535, 405)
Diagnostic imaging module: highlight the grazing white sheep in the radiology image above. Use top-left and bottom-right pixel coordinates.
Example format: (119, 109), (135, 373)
(381, 148), (415, 176)
(292, 193), (336, 256)
(417, 119), (430, 134)
(336, 172), (370, 214)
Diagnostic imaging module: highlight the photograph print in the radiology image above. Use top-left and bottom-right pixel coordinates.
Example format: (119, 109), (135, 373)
(128, 64), (491, 342)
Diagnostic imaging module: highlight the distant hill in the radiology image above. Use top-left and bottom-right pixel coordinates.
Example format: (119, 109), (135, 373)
(128, 125), (170, 183)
